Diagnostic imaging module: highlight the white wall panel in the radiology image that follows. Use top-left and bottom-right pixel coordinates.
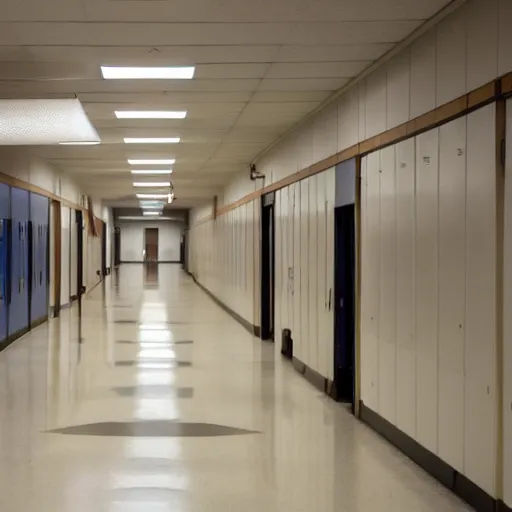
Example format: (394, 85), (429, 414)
(498, 0), (512, 76)
(415, 128), (440, 455)
(325, 168), (335, 381)
(361, 151), (380, 411)
(410, 31), (437, 119)
(286, 185), (294, 335)
(436, 7), (467, 106)
(504, 97), (512, 508)
(280, 189), (289, 334)
(60, 206), (70, 306)
(394, 139), (416, 439)
(337, 88), (359, 152)
(316, 172), (328, 377)
(313, 106), (338, 163)
(358, 82), (367, 143)
(70, 209), (77, 298)
(275, 190), (283, 348)
(464, 104), (496, 495)
(293, 183), (302, 356)
(466, 0), (498, 91)
(299, 179), (310, 363)
(365, 68), (387, 138)
(386, 51), (411, 129)
(308, 176), (319, 372)
(438, 116), (466, 473)
(378, 146), (396, 423)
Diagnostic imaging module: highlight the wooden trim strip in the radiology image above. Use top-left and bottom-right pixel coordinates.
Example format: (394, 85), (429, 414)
(186, 71), (507, 229)
(0, 171), (86, 212)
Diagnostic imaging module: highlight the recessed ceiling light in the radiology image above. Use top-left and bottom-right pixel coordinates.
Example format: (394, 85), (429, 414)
(131, 169), (173, 175)
(115, 111), (187, 119)
(128, 159), (175, 165)
(59, 141), (101, 145)
(101, 66), (195, 80)
(136, 194), (169, 199)
(143, 211), (161, 216)
(133, 182), (171, 188)
(124, 137), (180, 144)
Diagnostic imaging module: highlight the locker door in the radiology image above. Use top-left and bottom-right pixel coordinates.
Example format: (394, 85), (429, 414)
(30, 193), (49, 324)
(9, 187), (30, 337)
(0, 183), (10, 343)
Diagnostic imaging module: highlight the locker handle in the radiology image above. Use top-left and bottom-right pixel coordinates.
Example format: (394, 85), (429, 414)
(328, 288), (332, 311)
(6, 219), (11, 305)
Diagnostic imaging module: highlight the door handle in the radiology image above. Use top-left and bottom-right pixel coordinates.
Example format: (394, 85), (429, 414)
(328, 288), (332, 311)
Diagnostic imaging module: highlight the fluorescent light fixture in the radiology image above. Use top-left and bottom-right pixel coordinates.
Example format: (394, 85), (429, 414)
(136, 194), (168, 199)
(131, 169), (173, 175)
(0, 98), (99, 146)
(143, 212), (161, 216)
(118, 216), (172, 220)
(115, 111), (187, 119)
(128, 159), (175, 165)
(133, 182), (171, 188)
(101, 66), (195, 80)
(124, 137), (180, 144)
(59, 141), (100, 145)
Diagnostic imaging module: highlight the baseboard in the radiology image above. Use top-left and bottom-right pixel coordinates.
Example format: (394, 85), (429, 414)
(190, 275), (260, 337)
(30, 315), (48, 329)
(0, 326), (30, 353)
(292, 356), (329, 394)
(359, 401), (496, 512)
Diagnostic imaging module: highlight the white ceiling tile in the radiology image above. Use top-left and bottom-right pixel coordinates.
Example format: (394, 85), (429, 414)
(266, 62), (370, 79)
(2, 0), (451, 22)
(0, 21), (422, 46)
(275, 44), (394, 62)
(195, 63), (270, 79)
(251, 91), (331, 102)
(258, 78), (349, 91)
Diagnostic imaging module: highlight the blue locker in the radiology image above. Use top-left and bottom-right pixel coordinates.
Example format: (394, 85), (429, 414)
(0, 183), (10, 343)
(9, 187), (29, 337)
(30, 193), (49, 324)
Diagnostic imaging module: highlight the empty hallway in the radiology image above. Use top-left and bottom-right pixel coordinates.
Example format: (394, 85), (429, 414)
(0, 265), (471, 512)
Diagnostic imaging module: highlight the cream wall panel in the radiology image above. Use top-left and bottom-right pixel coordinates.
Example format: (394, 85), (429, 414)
(378, 146), (396, 423)
(386, 51), (411, 130)
(365, 68), (387, 138)
(280, 189), (289, 334)
(296, 121), (314, 172)
(286, 185), (294, 334)
(466, 0), (498, 91)
(464, 104), (496, 495)
(308, 176), (319, 372)
(438, 116), (466, 473)
(60, 206), (70, 306)
(299, 179), (310, 364)
(504, 97), (512, 508)
(358, 82), (367, 143)
(293, 183), (302, 356)
(410, 31), (437, 119)
(498, 0), (512, 76)
(70, 209), (77, 298)
(394, 138), (416, 439)
(275, 190), (283, 346)
(316, 172), (328, 377)
(337, 88), (359, 152)
(313, 106), (338, 163)
(436, 7), (467, 107)
(415, 128), (440, 455)
(325, 167), (335, 381)
(361, 151), (380, 411)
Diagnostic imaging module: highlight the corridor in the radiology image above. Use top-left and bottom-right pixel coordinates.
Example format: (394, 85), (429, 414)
(0, 265), (471, 512)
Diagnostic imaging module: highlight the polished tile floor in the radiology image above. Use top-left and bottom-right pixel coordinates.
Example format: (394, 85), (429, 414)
(0, 264), (472, 512)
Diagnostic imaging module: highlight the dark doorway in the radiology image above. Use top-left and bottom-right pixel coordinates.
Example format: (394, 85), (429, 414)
(144, 228), (159, 262)
(261, 193), (275, 341)
(101, 220), (107, 276)
(334, 204), (356, 409)
(113, 226), (121, 267)
(76, 210), (84, 296)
